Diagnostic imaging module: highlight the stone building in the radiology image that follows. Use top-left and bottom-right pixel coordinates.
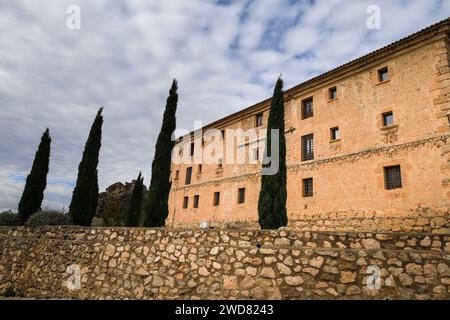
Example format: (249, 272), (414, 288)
(168, 18), (450, 232)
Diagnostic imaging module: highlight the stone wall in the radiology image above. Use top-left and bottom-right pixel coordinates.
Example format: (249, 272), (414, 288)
(1, 226), (449, 300)
(170, 206), (450, 234)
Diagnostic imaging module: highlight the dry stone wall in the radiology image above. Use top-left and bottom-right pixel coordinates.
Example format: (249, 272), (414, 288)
(0, 226), (449, 300)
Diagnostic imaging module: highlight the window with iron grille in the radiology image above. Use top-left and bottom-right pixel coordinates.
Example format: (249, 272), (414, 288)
(384, 165), (402, 190)
(238, 188), (245, 204)
(382, 111), (394, 127)
(185, 167), (192, 185)
(329, 87), (337, 100)
(303, 178), (313, 197)
(255, 113), (263, 127)
(213, 192), (220, 206)
(193, 195), (199, 208)
(302, 98), (314, 119)
(198, 164), (202, 173)
(378, 67), (389, 82)
(301, 134), (314, 161)
(330, 127), (340, 141)
(183, 196), (189, 209)
(175, 170), (179, 180)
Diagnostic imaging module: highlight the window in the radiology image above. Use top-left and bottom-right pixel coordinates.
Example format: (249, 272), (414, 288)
(183, 196), (189, 209)
(382, 111), (394, 127)
(256, 113), (263, 127)
(384, 165), (402, 190)
(193, 195), (199, 209)
(238, 188), (245, 204)
(378, 67), (389, 82)
(213, 192), (220, 206)
(221, 130), (225, 139)
(330, 127), (340, 141)
(301, 134), (314, 161)
(190, 142), (195, 157)
(301, 98), (314, 119)
(303, 178), (313, 197)
(198, 164), (202, 173)
(329, 87), (337, 100)
(175, 170), (179, 180)
(185, 167), (192, 185)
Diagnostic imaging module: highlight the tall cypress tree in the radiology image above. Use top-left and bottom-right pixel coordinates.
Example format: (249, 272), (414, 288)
(125, 172), (144, 227)
(144, 79), (178, 227)
(257, 77), (288, 229)
(18, 128), (51, 222)
(69, 107), (103, 226)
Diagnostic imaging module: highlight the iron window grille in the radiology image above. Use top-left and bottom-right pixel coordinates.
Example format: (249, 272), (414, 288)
(303, 178), (313, 197)
(238, 188), (245, 204)
(185, 167), (192, 185)
(301, 134), (314, 161)
(193, 195), (199, 208)
(302, 98), (314, 119)
(384, 165), (402, 190)
(213, 192), (220, 206)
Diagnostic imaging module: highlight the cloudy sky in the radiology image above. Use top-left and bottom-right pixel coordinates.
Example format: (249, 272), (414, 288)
(0, 0), (449, 211)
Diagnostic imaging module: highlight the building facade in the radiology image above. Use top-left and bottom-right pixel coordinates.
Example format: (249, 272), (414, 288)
(167, 19), (450, 230)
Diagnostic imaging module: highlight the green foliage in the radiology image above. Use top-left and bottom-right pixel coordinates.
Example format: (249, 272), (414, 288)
(69, 107), (103, 226)
(18, 128), (51, 222)
(25, 211), (73, 227)
(144, 80), (178, 227)
(102, 198), (124, 227)
(2, 286), (16, 297)
(258, 77), (288, 230)
(125, 172), (144, 227)
(0, 211), (22, 226)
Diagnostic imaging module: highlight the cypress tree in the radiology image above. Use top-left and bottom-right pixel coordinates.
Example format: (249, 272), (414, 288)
(125, 172), (144, 227)
(69, 107), (103, 226)
(18, 128), (51, 222)
(257, 77), (288, 229)
(144, 79), (178, 227)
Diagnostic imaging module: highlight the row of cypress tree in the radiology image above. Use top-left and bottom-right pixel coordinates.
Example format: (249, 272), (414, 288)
(16, 77), (287, 230)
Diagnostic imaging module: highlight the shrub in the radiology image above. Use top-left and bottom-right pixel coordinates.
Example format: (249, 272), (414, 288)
(26, 211), (73, 227)
(0, 211), (22, 226)
(2, 286), (16, 297)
